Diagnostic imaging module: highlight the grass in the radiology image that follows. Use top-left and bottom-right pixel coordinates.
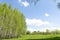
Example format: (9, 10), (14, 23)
(1, 34), (60, 40)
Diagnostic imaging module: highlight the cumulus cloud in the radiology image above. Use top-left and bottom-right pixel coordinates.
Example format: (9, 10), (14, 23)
(26, 18), (60, 32)
(45, 13), (49, 17)
(21, 1), (29, 7)
(26, 18), (50, 27)
(18, 0), (29, 7)
(27, 23), (60, 32)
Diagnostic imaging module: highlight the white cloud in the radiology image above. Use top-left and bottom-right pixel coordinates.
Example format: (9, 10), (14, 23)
(18, 0), (29, 7)
(18, 0), (21, 2)
(21, 1), (29, 7)
(27, 27), (47, 32)
(27, 24), (60, 32)
(26, 18), (49, 27)
(27, 28), (35, 33)
(26, 18), (60, 32)
(45, 13), (49, 17)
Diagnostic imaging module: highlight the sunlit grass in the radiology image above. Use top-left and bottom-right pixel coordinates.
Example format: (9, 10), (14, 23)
(1, 34), (60, 40)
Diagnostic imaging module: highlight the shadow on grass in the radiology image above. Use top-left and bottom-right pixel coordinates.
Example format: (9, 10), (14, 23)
(27, 37), (60, 40)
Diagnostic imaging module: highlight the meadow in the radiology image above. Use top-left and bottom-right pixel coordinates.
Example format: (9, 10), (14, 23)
(1, 34), (60, 40)
(0, 1), (60, 40)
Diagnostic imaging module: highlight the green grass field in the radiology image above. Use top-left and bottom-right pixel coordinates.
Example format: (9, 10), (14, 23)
(1, 34), (60, 40)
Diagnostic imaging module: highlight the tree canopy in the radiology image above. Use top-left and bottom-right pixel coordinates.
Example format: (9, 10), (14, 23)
(0, 3), (26, 38)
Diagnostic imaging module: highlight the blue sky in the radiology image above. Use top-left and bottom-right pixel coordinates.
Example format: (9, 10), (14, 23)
(0, 0), (60, 32)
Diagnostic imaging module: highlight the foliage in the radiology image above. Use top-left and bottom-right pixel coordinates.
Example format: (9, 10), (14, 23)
(26, 31), (31, 34)
(57, 3), (60, 9)
(0, 3), (26, 38)
(27, 29), (60, 35)
(26, 0), (40, 5)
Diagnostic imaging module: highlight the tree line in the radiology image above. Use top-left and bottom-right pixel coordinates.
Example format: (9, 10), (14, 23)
(26, 29), (60, 35)
(0, 3), (26, 38)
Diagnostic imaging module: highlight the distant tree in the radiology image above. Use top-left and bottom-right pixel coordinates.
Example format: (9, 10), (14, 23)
(46, 29), (50, 32)
(26, 31), (31, 34)
(31, 31), (41, 35)
(32, 31), (37, 35)
(45, 29), (50, 34)
(54, 29), (60, 34)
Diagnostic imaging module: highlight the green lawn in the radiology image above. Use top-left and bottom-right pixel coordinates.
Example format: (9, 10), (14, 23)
(1, 34), (60, 40)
